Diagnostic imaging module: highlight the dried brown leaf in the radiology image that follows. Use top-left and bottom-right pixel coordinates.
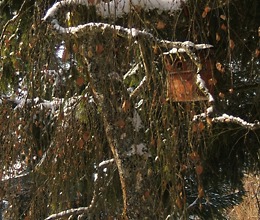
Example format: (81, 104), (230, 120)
(220, 14), (227, 20)
(122, 100), (131, 112)
(83, 131), (90, 141)
(216, 62), (225, 73)
(229, 39), (235, 50)
(115, 119), (126, 129)
(96, 44), (104, 54)
(218, 92), (225, 99)
(196, 165), (204, 175)
(208, 78), (217, 86)
(76, 76), (84, 86)
(156, 20), (166, 30)
(216, 32), (221, 42)
(221, 24), (227, 31)
(198, 184), (205, 198)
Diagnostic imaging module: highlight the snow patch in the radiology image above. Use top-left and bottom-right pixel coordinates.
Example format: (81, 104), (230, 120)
(126, 143), (150, 158)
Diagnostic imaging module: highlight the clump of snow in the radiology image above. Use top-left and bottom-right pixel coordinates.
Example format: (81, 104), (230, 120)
(43, 0), (89, 21)
(43, 0), (185, 21)
(126, 143), (151, 158)
(97, 0), (183, 18)
(196, 74), (214, 103)
(163, 42), (213, 54)
(212, 114), (260, 130)
(132, 110), (143, 131)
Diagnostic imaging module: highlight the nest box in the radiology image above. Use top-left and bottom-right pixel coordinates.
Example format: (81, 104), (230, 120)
(164, 43), (214, 102)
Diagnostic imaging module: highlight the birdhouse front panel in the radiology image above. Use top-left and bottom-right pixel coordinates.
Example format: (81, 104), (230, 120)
(164, 45), (214, 102)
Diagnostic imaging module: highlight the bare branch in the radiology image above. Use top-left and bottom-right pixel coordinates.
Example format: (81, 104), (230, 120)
(0, 0), (27, 45)
(98, 158), (114, 168)
(45, 199), (96, 220)
(130, 76), (147, 98)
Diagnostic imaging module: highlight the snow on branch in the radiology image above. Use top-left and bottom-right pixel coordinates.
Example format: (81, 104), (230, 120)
(42, 0), (186, 40)
(212, 114), (260, 130)
(196, 73), (215, 103)
(193, 110), (260, 131)
(45, 204), (96, 220)
(97, 0), (183, 18)
(45, 190), (97, 220)
(42, 0), (90, 21)
(45, 157), (108, 220)
(48, 19), (155, 39)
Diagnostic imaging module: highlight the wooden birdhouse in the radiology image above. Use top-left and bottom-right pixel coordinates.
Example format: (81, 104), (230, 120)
(164, 43), (214, 102)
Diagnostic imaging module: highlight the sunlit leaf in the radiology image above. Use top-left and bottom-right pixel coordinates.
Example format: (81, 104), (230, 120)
(218, 92), (225, 99)
(229, 39), (235, 50)
(61, 47), (70, 62)
(192, 121), (205, 133)
(122, 100), (131, 112)
(221, 24), (227, 31)
(204, 6), (211, 13)
(78, 138), (84, 149)
(202, 6), (211, 18)
(156, 20), (166, 30)
(216, 62), (225, 73)
(76, 76), (84, 86)
(220, 14), (227, 20)
(196, 165), (203, 175)
(72, 43), (78, 53)
(189, 151), (200, 162)
(198, 184), (204, 198)
(37, 149), (43, 158)
(208, 78), (217, 86)
(216, 32), (221, 41)
(206, 117), (212, 126)
(229, 88), (234, 94)
(202, 11), (208, 18)
(83, 131), (90, 141)
(176, 196), (183, 209)
(115, 119), (126, 128)
(96, 44), (104, 54)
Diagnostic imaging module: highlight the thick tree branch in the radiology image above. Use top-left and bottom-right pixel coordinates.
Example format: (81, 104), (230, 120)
(45, 173), (99, 220)
(212, 114), (260, 130)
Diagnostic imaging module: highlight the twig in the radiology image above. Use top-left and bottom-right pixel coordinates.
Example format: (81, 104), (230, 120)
(130, 76), (147, 98)
(98, 158), (115, 168)
(187, 197), (199, 210)
(45, 199), (96, 220)
(0, 0), (26, 45)
(45, 158), (106, 220)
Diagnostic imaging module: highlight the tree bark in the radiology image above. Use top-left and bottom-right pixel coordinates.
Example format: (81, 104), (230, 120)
(87, 34), (154, 219)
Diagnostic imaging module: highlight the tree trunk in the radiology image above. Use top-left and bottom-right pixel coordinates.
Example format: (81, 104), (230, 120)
(87, 32), (154, 219)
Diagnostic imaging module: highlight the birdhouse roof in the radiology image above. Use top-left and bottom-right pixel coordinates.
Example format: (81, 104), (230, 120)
(163, 41), (213, 55)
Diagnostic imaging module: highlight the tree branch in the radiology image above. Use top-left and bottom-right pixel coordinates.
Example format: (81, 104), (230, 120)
(212, 114), (260, 130)
(45, 157), (106, 220)
(45, 193), (97, 220)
